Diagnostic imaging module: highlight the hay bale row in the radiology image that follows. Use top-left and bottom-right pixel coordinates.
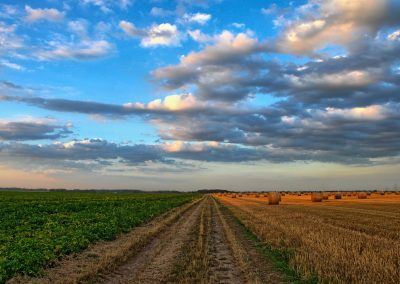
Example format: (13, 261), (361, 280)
(358, 192), (367, 199)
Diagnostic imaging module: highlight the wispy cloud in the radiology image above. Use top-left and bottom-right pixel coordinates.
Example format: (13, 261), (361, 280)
(36, 40), (112, 60)
(24, 5), (65, 22)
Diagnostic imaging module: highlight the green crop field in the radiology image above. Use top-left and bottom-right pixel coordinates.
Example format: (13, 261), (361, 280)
(0, 191), (198, 283)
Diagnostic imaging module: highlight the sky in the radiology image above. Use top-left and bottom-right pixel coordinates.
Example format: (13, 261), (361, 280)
(0, 0), (400, 191)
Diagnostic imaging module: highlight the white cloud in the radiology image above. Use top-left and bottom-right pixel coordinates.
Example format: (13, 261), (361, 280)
(276, 0), (400, 54)
(182, 31), (259, 65)
(81, 0), (131, 13)
(232, 23), (245, 29)
(183, 13), (211, 25)
(162, 141), (220, 153)
(120, 21), (181, 47)
(124, 93), (202, 111)
(142, 24), (181, 47)
(25, 5), (65, 22)
(81, 0), (111, 13)
(388, 30), (400, 41)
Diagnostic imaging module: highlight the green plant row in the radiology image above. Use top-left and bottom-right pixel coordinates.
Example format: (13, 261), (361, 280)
(0, 191), (198, 283)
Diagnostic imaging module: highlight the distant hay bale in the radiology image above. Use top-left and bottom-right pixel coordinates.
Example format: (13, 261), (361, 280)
(268, 192), (280, 205)
(335, 193), (342, 199)
(238, 194), (242, 197)
(358, 192), (367, 199)
(311, 192), (323, 202)
(323, 193), (329, 200)
(255, 194), (260, 198)
(232, 194), (236, 198)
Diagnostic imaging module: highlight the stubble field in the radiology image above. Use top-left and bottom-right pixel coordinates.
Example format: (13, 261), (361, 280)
(216, 192), (400, 283)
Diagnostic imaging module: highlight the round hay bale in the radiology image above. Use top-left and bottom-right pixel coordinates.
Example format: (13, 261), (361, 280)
(231, 194), (236, 198)
(323, 193), (329, 200)
(335, 193), (342, 199)
(311, 192), (323, 202)
(358, 192), (367, 199)
(268, 192), (280, 205)
(238, 194), (242, 197)
(255, 194), (260, 198)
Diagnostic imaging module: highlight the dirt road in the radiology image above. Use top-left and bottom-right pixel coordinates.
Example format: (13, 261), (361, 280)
(10, 196), (282, 284)
(95, 196), (282, 283)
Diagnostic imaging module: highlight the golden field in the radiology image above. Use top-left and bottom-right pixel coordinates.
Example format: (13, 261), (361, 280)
(215, 192), (400, 283)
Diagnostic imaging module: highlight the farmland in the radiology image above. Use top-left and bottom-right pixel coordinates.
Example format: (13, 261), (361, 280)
(0, 191), (198, 283)
(2, 191), (400, 284)
(216, 192), (400, 283)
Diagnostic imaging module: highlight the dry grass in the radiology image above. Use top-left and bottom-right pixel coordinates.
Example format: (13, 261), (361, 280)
(216, 194), (400, 283)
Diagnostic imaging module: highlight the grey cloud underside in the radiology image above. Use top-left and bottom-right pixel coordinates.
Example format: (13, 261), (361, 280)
(0, 139), (165, 171)
(0, 121), (72, 141)
(0, 94), (254, 117)
(0, 138), (377, 173)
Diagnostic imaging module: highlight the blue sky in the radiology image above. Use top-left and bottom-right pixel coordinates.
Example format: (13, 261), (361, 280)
(0, 0), (400, 190)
